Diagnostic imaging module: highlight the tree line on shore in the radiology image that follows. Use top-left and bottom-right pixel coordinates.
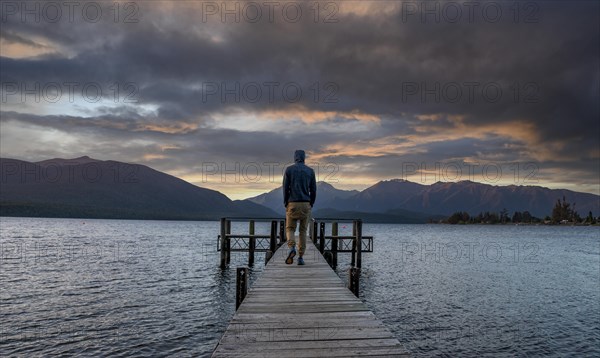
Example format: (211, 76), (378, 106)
(442, 196), (598, 225)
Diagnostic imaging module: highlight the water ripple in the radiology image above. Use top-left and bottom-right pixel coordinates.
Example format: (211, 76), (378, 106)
(1, 218), (599, 357)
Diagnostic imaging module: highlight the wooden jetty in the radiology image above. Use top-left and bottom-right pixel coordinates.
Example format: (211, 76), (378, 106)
(212, 219), (409, 357)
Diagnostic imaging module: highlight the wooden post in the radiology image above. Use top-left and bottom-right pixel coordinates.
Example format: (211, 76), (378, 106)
(236, 267), (249, 310)
(248, 220), (255, 267)
(351, 221), (357, 267)
(349, 267), (360, 297)
(226, 219), (232, 264)
(324, 251), (333, 267)
(312, 221), (318, 244)
(265, 251), (273, 264)
(331, 221), (338, 269)
(319, 222), (325, 254)
(332, 222), (338, 240)
(269, 220), (277, 256)
(220, 218), (227, 269)
(279, 220), (285, 245)
(356, 219), (362, 269)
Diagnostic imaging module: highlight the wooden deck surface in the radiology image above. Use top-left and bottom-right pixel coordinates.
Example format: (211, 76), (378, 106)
(212, 241), (409, 357)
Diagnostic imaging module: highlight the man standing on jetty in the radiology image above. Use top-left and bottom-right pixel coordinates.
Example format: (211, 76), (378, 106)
(283, 150), (317, 265)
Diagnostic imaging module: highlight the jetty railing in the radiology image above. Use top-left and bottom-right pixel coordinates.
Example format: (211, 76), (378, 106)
(216, 217), (373, 270)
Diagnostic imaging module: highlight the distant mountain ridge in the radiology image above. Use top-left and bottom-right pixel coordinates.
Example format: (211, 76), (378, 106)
(0, 157), (277, 220)
(248, 179), (600, 218)
(35, 156), (100, 167)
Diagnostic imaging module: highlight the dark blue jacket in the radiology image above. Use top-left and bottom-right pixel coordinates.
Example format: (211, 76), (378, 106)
(283, 150), (317, 207)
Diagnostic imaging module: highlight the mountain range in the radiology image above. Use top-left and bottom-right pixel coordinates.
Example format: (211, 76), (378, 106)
(1, 156), (598, 222)
(0, 157), (277, 220)
(248, 179), (599, 219)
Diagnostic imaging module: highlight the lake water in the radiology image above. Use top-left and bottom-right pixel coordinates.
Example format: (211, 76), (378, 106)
(1, 217), (598, 357)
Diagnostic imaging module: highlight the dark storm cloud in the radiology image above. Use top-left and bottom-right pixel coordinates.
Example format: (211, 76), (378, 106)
(2, 2), (597, 120)
(1, 0), (598, 193)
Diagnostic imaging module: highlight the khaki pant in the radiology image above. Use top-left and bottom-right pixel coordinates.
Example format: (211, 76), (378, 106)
(285, 202), (311, 257)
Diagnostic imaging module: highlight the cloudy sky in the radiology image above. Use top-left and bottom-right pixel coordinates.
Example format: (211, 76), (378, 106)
(1, 1), (598, 199)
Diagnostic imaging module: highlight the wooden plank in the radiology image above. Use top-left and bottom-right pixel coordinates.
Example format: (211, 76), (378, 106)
(213, 339), (407, 356)
(232, 311), (380, 323)
(213, 347), (408, 358)
(219, 327), (395, 344)
(212, 347), (408, 357)
(212, 240), (409, 357)
(214, 338), (403, 350)
(228, 319), (397, 328)
(236, 305), (370, 314)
